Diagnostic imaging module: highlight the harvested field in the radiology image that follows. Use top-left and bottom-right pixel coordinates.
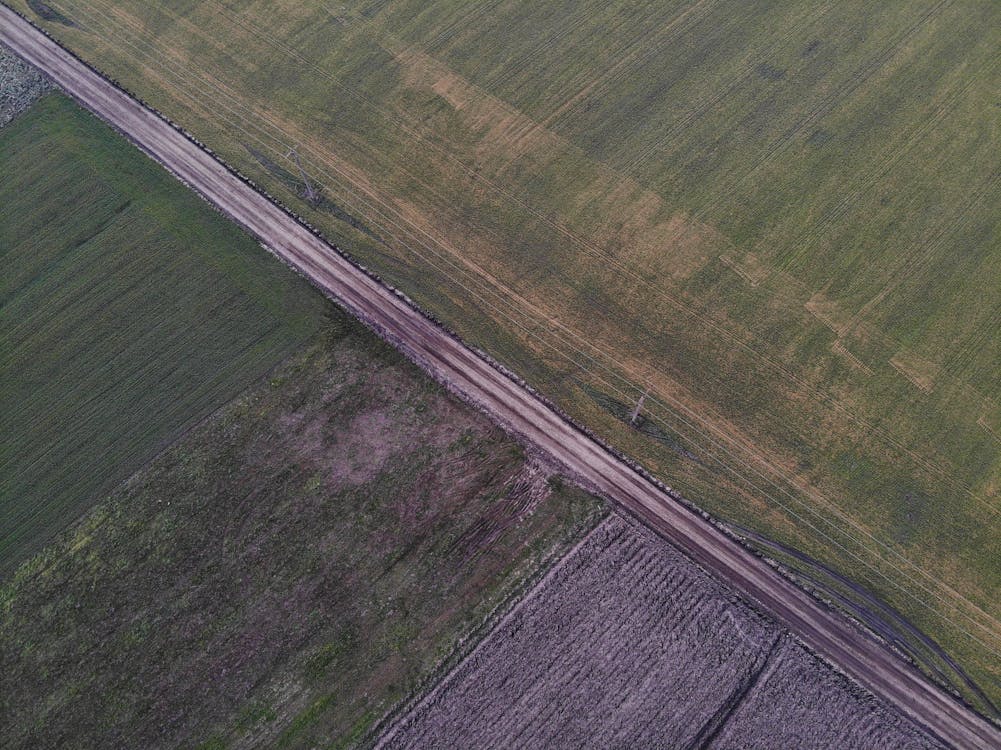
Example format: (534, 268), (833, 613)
(0, 319), (603, 749)
(15, 0), (1001, 705)
(377, 515), (942, 750)
(713, 639), (943, 749)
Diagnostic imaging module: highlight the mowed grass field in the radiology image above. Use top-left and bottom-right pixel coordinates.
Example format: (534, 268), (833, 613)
(16, 0), (1001, 706)
(0, 93), (325, 573)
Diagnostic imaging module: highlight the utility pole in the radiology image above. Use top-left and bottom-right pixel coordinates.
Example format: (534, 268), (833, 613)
(629, 387), (649, 427)
(287, 146), (320, 206)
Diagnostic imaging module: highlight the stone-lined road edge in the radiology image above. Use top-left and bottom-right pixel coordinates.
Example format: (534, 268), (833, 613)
(3, 5), (997, 747)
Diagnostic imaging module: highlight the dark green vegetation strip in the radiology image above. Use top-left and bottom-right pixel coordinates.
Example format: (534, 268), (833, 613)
(20, 0), (999, 707)
(0, 320), (602, 749)
(25, 0), (73, 27)
(0, 94), (325, 573)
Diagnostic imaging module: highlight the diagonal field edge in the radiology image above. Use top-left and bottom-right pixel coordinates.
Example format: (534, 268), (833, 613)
(1, 5), (997, 747)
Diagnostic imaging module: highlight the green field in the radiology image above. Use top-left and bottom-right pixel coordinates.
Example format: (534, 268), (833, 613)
(1, 316), (601, 749)
(0, 93), (325, 572)
(13, 0), (1001, 708)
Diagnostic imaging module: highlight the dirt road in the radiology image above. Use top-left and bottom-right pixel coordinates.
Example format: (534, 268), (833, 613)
(2, 6), (997, 747)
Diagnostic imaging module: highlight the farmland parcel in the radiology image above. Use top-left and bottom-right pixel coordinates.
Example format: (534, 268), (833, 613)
(0, 89), (602, 748)
(378, 515), (942, 749)
(15, 0), (1000, 704)
(0, 318), (602, 749)
(0, 318), (605, 747)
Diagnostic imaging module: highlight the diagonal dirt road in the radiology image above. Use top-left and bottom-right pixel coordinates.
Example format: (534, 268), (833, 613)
(2, 5), (997, 747)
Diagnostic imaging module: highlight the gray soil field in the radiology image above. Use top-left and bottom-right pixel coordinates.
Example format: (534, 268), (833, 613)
(377, 514), (943, 749)
(0, 41), (50, 126)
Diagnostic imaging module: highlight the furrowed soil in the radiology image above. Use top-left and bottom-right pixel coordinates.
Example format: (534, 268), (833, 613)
(15, 0), (1000, 706)
(0, 41), (51, 124)
(377, 514), (941, 750)
(0, 317), (602, 749)
(0, 93), (325, 573)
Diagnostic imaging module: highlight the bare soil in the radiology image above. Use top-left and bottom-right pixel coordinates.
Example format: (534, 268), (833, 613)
(377, 514), (943, 749)
(0, 41), (51, 126)
(713, 638), (944, 749)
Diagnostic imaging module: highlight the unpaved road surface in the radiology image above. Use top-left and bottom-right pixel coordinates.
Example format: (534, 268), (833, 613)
(2, 6), (997, 748)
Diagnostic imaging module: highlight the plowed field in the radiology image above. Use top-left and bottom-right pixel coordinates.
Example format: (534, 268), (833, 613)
(378, 516), (942, 750)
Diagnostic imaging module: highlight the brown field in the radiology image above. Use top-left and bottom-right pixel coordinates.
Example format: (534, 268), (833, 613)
(377, 514), (941, 749)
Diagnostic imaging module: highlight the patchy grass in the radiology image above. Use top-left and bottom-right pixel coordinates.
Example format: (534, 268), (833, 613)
(0, 94), (325, 573)
(15, 0), (1001, 705)
(0, 319), (603, 749)
(25, 0), (74, 27)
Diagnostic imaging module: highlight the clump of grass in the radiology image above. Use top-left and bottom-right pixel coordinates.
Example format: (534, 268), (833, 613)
(26, 0), (75, 27)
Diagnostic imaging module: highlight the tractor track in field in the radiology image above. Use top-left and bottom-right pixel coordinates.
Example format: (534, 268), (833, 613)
(2, 5), (998, 747)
